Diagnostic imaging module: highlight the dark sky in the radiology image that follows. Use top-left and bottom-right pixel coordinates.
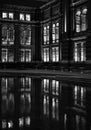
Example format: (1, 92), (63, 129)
(1, 0), (47, 7)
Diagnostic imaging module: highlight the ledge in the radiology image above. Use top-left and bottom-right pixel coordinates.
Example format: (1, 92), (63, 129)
(0, 69), (91, 83)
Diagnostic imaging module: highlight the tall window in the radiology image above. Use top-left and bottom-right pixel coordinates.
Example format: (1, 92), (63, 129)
(43, 25), (49, 45)
(42, 48), (49, 62)
(52, 22), (59, 43)
(75, 10), (81, 32)
(20, 49), (31, 62)
(75, 8), (87, 32)
(52, 47), (59, 62)
(20, 25), (31, 45)
(81, 8), (87, 31)
(2, 49), (14, 62)
(2, 25), (15, 45)
(74, 42), (86, 62)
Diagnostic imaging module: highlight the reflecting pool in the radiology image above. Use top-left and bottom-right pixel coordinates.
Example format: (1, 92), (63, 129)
(0, 73), (91, 130)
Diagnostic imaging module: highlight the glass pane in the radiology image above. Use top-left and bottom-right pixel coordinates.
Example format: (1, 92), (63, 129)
(26, 14), (30, 21)
(26, 49), (31, 62)
(2, 12), (7, 18)
(9, 13), (14, 19)
(20, 49), (25, 62)
(8, 50), (14, 62)
(20, 26), (31, 45)
(20, 14), (24, 20)
(2, 49), (8, 62)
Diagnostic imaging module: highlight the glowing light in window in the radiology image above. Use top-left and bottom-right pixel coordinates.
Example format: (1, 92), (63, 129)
(20, 14), (24, 20)
(2, 12), (7, 18)
(74, 42), (86, 62)
(26, 14), (30, 21)
(9, 13), (14, 19)
(43, 48), (49, 62)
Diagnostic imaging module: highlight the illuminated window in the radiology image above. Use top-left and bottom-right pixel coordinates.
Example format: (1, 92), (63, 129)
(26, 49), (31, 62)
(43, 79), (49, 93)
(81, 8), (87, 31)
(75, 8), (87, 32)
(9, 13), (14, 19)
(20, 25), (31, 45)
(74, 42), (86, 62)
(2, 49), (8, 62)
(43, 95), (49, 116)
(26, 14), (31, 21)
(2, 12), (14, 19)
(52, 98), (59, 120)
(52, 22), (59, 43)
(2, 25), (15, 45)
(2, 12), (7, 18)
(43, 48), (49, 62)
(76, 10), (81, 32)
(52, 80), (59, 95)
(74, 85), (86, 107)
(1, 49), (14, 62)
(20, 49), (31, 62)
(52, 47), (59, 62)
(43, 24), (49, 45)
(20, 13), (24, 20)
(20, 13), (31, 21)
(8, 49), (14, 62)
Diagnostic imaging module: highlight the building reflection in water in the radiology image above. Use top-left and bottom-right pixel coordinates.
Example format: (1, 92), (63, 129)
(0, 74), (91, 130)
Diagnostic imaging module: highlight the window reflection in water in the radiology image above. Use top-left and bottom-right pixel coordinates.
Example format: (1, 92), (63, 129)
(2, 120), (13, 129)
(52, 98), (59, 120)
(0, 76), (88, 130)
(74, 85), (86, 107)
(8, 120), (13, 128)
(20, 77), (31, 91)
(63, 114), (86, 130)
(19, 77), (31, 128)
(2, 120), (7, 129)
(20, 93), (31, 114)
(75, 115), (86, 130)
(43, 95), (49, 116)
(42, 79), (60, 120)
(1, 78), (14, 115)
(42, 79), (49, 93)
(52, 80), (59, 95)
(19, 116), (31, 128)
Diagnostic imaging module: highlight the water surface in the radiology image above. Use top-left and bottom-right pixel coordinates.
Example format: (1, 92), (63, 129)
(0, 73), (91, 130)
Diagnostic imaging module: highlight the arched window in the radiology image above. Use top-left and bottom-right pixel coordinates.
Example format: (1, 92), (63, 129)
(81, 8), (87, 31)
(2, 25), (15, 45)
(75, 10), (81, 32)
